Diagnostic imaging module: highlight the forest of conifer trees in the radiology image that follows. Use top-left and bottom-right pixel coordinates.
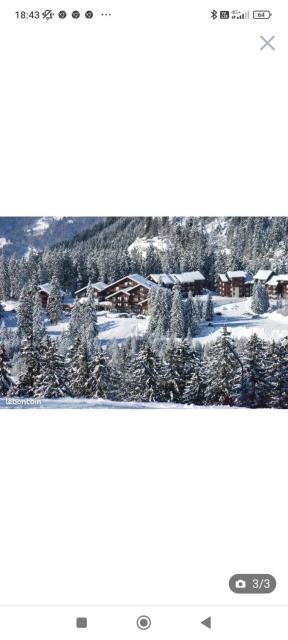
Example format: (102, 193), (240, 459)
(1, 216), (288, 408)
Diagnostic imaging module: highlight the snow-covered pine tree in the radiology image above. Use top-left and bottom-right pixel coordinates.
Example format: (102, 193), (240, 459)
(161, 287), (172, 335)
(82, 282), (98, 354)
(265, 338), (288, 409)
(10, 334), (40, 397)
(33, 292), (47, 343)
(194, 296), (204, 321)
(34, 336), (67, 398)
(66, 338), (90, 398)
(105, 339), (125, 401)
(157, 338), (193, 403)
(203, 326), (241, 406)
(0, 344), (14, 396)
(152, 287), (170, 338)
(0, 256), (10, 300)
(241, 333), (270, 408)
(47, 276), (63, 324)
(170, 285), (185, 338)
(182, 347), (204, 405)
(204, 293), (214, 321)
(177, 338), (203, 402)
(129, 340), (159, 402)
(17, 286), (33, 339)
(251, 283), (269, 314)
(25, 251), (40, 290)
(148, 285), (163, 334)
(183, 292), (199, 337)
(66, 298), (84, 345)
(153, 287), (170, 338)
(88, 346), (109, 399)
(8, 254), (23, 299)
(115, 340), (136, 402)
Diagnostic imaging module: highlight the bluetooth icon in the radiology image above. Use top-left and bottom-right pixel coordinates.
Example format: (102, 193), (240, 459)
(211, 9), (217, 19)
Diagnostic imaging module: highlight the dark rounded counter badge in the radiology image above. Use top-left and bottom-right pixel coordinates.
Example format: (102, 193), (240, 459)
(72, 10), (80, 19)
(229, 574), (276, 594)
(58, 10), (67, 18)
(85, 10), (93, 18)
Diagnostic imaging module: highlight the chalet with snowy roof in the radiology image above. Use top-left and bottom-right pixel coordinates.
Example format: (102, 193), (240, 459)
(253, 270), (275, 285)
(75, 281), (107, 299)
(218, 272), (253, 297)
(38, 283), (66, 308)
(266, 275), (288, 299)
(147, 272), (205, 296)
(99, 274), (155, 314)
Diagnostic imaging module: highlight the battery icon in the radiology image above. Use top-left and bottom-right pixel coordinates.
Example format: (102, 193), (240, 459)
(253, 10), (272, 18)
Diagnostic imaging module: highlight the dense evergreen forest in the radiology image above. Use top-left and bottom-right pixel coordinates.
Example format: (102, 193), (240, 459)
(1, 216), (288, 299)
(1, 216), (288, 407)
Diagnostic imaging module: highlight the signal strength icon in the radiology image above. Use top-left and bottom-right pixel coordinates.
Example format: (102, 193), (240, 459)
(232, 10), (250, 19)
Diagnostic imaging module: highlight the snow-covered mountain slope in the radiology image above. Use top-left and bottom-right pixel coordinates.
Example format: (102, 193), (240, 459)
(128, 235), (169, 256)
(0, 237), (11, 249)
(0, 217), (103, 257)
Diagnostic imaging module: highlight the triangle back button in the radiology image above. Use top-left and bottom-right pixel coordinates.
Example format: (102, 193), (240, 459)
(201, 617), (212, 629)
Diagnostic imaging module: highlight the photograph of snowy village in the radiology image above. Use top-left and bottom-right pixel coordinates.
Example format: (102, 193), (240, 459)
(0, 215), (288, 409)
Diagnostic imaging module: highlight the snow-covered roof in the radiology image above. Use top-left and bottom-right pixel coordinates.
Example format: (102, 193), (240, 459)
(126, 283), (148, 293)
(268, 275), (288, 286)
(92, 281), (108, 290)
(218, 273), (229, 283)
(174, 271), (205, 283)
(129, 273), (154, 288)
(105, 289), (131, 300)
(75, 281), (107, 295)
(254, 270), (274, 282)
(138, 298), (149, 305)
(227, 271), (247, 279)
(276, 274), (288, 282)
(149, 271), (205, 284)
(149, 273), (176, 285)
(101, 273), (152, 292)
(39, 282), (65, 296)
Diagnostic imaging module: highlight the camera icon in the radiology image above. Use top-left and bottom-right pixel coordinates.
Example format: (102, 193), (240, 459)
(235, 579), (247, 589)
(137, 616), (151, 630)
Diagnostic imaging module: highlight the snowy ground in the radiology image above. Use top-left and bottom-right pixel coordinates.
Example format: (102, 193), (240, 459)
(194, 296), (288, 345)
(0, 305), (148, 343)
(45, 312), (148, 343)
(0, 397), (250, 410)
(0, 398), (188, 409)
(1, 296), (288, 346)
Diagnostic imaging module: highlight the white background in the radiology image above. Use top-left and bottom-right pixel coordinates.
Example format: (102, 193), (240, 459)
(0, 0), (286, 216)
(0, 0), (287, 635)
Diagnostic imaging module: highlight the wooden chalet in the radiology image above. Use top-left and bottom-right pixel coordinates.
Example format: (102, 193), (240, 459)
(147, 271), (205, 296)
(266, 275), (288, 300)
(75, 281), (107, 299)
(38, 283), (66, 308)
(218, 273), (231, 297)
(218, 272), (253, 297)
(100, 274), (155, 314)
(253, 270), (275, 285)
